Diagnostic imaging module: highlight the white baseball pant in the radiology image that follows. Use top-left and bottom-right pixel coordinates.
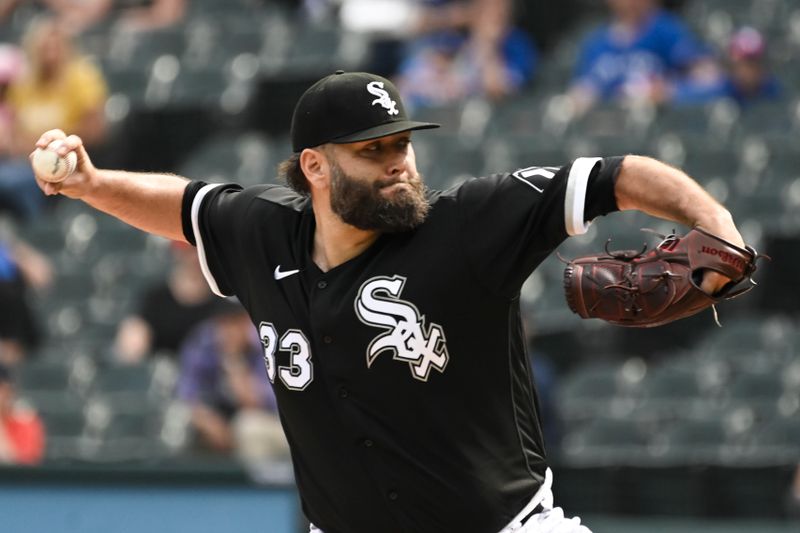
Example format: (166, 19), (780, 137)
(309, 468), (592, 533)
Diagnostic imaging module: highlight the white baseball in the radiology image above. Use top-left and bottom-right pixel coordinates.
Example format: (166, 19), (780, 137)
(32, 140), (78, 183)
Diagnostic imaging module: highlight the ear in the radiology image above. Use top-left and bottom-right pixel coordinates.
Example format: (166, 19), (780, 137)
(300, 147), (330, 191)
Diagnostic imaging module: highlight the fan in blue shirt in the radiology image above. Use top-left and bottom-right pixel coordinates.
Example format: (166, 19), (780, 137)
(569, 0), (715, 111)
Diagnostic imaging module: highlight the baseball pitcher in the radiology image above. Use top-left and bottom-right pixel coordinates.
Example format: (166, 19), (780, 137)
(31, 71), (752, 533)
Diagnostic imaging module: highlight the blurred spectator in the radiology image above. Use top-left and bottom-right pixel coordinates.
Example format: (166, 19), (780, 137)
(0, 42), (44, 222)
(568, 0), (719, 113)
(0, 44), (23, 155)
(111, 0), (186, 33)
(7, 16), (108, 150)
(394, 0), (538, 109)
(113, 241), (217, 364)
(673, 27), (781, 107)
(0, 0), (186, 34)
(0, 237), (52, 366)
(0, 363), (45, 465)
(176, 298), (288, 463)
(49, 0), (115, 34)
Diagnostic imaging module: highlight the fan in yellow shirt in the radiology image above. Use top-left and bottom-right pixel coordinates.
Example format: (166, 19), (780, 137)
(8, 16), (108, 151)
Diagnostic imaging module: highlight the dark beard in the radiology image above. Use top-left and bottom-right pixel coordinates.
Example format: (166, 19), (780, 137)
(329, 161), (430, 233)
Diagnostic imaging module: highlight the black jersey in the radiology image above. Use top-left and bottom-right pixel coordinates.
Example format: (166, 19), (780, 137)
(181, 156), (622, 533)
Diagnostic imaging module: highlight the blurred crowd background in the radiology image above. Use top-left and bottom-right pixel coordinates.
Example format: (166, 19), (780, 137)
(0, 0), (798, 528)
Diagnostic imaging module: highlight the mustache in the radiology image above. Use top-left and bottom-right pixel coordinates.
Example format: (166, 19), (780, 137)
(374, 174), (421, 190)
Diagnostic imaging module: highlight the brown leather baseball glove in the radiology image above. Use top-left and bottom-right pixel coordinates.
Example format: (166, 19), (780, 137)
(562, 227), (763, 328)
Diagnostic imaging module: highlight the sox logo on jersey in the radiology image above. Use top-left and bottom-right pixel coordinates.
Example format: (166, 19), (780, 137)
(355, 275), (449, 381)
(366, 81), (400, 116)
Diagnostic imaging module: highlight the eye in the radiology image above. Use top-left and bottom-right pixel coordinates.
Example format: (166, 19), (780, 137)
(362, 143), (381, 154)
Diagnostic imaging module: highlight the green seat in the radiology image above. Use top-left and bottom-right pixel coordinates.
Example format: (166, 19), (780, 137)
(412, 134), (485, 190)
(567, 104), (654, 149)
(647, 418), (728, 465)
(682, 145), (740, 180)
(91, 363), (156, 403)
(697, 316), (772, 359)
(738, 102), (796, 139)
(556, 362), (627, 423)
(169, 68), (229, 108)
(687, 0), (787, 40)
(725, 371), (785, 418)
(282, 26), (343, 75)
(561, 417), (649, 466)
(103, 408), (159, 440)
(32, 393), (88, 462)
(488, 94), (548, 138)
(39, 402), (87, 438)
(655, 101), (739, 148)
(742, 416), (800, 463)
(17, 361), (74, 392)
(636, 366), (707, 420)
(105, 68), (150, 105)
(179, 131), (278, 185)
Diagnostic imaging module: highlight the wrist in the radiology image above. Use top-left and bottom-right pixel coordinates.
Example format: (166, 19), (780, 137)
(84, 167), (101, 196)
(692, 206), (732, 231)
(692, 208), (744, 249)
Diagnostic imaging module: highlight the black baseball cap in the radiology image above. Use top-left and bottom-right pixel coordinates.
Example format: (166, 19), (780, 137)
(291, 71), (439, 152)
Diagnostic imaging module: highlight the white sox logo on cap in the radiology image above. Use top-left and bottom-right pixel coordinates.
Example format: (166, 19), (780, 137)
(366, 81), (399, 116)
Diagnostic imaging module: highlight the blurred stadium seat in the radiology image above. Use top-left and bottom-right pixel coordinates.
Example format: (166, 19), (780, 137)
(412, 133), (486, 190)
(556, 359), (643, 423)
(635, 364), (709, 421)
(561, 417), (650, 466)
(178, 131), (282, 186)
(647, 417), (729, 465)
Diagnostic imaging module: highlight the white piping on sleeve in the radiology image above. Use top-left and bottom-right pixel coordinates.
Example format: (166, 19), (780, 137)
(191, 183), (227, 297)
(564, 157), (601, 236)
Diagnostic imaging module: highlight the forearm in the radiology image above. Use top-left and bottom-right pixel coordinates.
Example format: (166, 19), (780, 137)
(191, 404), (233, 451)
(83, 169), (189, 242)
(471, 0), (510, 52)
(33, 129), (190, 242)
(614, 155), (739, 243)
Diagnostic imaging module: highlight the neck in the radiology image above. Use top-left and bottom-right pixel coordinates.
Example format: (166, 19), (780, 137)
(37, 65), (60, 83)
(615, 6), (654, 31)
(311, 194), (379, 272)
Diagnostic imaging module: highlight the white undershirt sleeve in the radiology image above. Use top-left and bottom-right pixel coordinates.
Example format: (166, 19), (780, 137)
(564, 157), (602, 236)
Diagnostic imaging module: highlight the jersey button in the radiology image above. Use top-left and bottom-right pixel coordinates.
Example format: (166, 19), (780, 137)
(387, 491), (399, 501)
(338, 387), (349, 399)
(323, 335), (333, 344)
(363, 439), (374, 448)
(317, 280), (328, 289)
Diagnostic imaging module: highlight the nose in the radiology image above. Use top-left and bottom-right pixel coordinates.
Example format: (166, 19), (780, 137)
(387, 149), (409, 178)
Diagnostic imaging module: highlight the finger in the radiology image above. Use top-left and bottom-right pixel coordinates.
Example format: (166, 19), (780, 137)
(700, 270), (729, 296)
(62, 134), (84, 154)
(34, 175), (62, 196)
(35, 129), (67, 149)
(44, 181), (62, 196)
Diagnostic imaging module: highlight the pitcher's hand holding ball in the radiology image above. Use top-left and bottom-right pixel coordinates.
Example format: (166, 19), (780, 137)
(29, 130), (95, 199)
